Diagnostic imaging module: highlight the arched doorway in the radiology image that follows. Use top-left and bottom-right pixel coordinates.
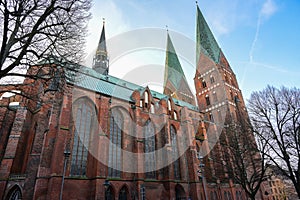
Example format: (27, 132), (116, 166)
(175, 184), (186, 200)
(118, 185), (129, 200)
(6, 185), (22, 200)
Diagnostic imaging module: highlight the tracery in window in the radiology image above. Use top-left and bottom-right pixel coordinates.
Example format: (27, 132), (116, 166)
(170, 125), (180, 180)
(144, 120), (156, 179)
(108, 110), (123, 177)
(71, 100), (94, 176)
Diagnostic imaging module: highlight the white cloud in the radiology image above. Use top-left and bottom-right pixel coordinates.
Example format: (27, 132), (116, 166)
(261, 0), (278, 18)
(249, 0), (278, 62)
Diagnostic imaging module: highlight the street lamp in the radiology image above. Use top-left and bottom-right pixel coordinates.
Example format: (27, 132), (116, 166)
(59, 149), (71, 200)
(195, 131), (208, 200)
(103, 179), (111, 200)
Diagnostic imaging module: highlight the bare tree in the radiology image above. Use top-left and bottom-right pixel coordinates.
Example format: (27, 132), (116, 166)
(220, 106), (269, 200)
(248, 85), (300, 198)
(0, 0), (91, 81)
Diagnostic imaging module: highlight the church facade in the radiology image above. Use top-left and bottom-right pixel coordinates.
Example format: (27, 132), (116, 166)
(0, 5), (268, 200)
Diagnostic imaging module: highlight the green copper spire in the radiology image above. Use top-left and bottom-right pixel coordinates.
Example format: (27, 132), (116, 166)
(164, 32), (195, 105)
(196, 5), (221, 64)
(164, 32), (185, 88)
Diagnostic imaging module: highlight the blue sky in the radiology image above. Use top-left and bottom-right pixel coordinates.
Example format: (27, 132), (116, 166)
(84, 0), (300, 101)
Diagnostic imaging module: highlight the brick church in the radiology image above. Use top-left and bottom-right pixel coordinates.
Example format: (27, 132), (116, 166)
(0, 4), (268, 200)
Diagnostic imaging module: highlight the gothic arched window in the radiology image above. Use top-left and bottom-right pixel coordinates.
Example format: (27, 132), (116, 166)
(7, 185), (22, 200)
(105, 186), (114, 200)
(170, 125), (180, 180)
(71, 100), (94, 176)
(118, 186), (128, 200)
(108, 110), (123, 178)
(144, 120), (156, 179)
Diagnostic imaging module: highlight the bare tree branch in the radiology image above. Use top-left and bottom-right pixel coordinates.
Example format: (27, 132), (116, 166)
(248, 85), (300, 198)
(0, 0), (91, 80)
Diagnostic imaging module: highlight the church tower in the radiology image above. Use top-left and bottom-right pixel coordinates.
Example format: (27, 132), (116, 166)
(93, 20), (109, 75)
(163, 32), (195, 105)
(194, 4), (250, 184)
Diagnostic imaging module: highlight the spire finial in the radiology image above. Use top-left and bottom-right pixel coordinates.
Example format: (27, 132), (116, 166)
(102, 18), (105, 25)
(196, 1), (198, 5)
(166, 25), (168, 32)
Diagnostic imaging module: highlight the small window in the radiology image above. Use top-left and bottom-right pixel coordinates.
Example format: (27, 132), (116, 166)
(224, 73), (229, 83)
(167, 99), (172, 111)
(144, 91), (149, 105)
(202, 79), (207, 88)
(217, 110), (222, 121)
(150, 103), (155, 114)
(174, 112), (177, 120)
(229, 90), (234, 100)
(205, 95), (210, 106)
(210, 75), (215, 84)
(213, 91), (218, 102)
(209, 113), (214, 122)
(140, 100), (143, 107)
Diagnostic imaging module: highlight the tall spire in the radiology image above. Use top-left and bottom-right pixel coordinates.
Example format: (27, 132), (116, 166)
(93, 19), (109, 75)
(196, 5), (221, 65)
(163, 32), (195, 105)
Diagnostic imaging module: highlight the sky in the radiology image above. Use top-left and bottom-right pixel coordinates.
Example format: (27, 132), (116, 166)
(84, 0), (300, 101)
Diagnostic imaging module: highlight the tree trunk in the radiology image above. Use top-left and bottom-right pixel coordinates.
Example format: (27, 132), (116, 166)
(296, 184), (300, 199)
(248, 193), (256, 200)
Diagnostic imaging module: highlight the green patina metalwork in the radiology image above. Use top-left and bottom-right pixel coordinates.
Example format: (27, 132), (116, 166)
(164, 33), (186, 89)
(62, 64), (198, 112)
(196, 5), (220, 64)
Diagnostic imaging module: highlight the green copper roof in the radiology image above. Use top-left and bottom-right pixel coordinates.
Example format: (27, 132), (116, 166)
(196, 5), (221, 64)
(164, 33), (186, 88)
(64, 65), (198, 112)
